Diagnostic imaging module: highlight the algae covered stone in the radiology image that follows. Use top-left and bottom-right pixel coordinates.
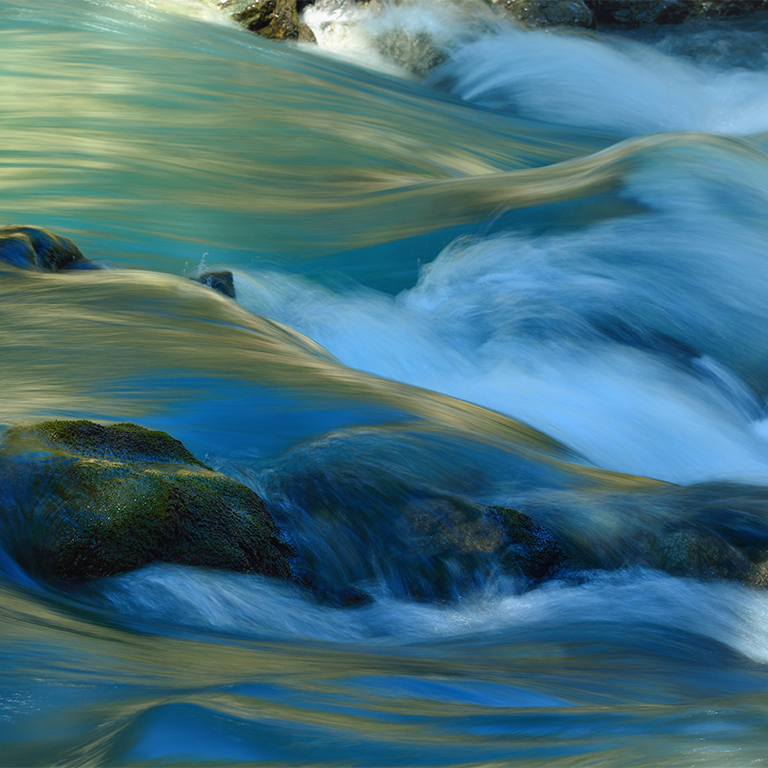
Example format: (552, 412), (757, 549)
(24, 420), (208, 467)
(0, 420), (294, 582)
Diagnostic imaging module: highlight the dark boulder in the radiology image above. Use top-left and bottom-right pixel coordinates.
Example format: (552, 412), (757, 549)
(587, 0), (768, 27)
(503, 0), (595, 28)
(194, 270), (236, 299)
(0, 421), (294, 582)
(0, 225), (91, 272)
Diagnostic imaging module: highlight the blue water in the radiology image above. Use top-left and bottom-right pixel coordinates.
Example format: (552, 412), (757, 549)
(4, 0), (768, 764)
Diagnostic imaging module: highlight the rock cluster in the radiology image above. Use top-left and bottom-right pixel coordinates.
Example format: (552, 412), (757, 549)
(0, 419), (571, 601)
(498, 0), (768, 29)
(589, 1), (768, 27)
(217, 0), (768, 46)
(0, 224), (236, 299)
(6, 418), (768, 601)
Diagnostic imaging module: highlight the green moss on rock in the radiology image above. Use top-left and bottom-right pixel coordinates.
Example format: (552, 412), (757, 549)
(12, 420), (209, 467)
(0, 420), (293, 582)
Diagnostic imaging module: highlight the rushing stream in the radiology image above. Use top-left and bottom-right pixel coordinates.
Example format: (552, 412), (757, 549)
(4, 0), (768, 764)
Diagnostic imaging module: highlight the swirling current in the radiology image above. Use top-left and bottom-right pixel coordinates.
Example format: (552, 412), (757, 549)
(3, 0), (768, 765)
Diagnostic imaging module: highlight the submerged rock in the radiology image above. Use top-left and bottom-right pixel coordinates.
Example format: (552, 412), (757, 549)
(636, 483), (768, 587)
(0, 225), (91, 272)
(0, 421), (294, 582)
(263, 436), (572, 602)
(498, 0), (768, 29)
(373, 28), (449, 76)
(588, 0), (689, 26)
(517, 481), (768, 589)
(487, 506), (569, 579)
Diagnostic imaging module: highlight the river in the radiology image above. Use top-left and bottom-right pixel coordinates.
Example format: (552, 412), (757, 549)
(3, 0), (768, 764)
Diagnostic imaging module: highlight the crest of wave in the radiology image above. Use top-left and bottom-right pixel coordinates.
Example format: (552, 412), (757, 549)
(430, 27), (768, 135)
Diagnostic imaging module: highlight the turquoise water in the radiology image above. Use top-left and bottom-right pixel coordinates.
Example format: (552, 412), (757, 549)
(4, 1), (768, 764)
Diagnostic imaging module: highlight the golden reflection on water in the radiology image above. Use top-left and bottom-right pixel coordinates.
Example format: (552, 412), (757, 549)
(0, 264), (664, 496)
(0, 4), (610, 265)
(3, 575), (768, 768)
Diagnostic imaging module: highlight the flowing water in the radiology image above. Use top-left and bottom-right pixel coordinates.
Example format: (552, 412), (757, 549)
(4, 0), (768, 764)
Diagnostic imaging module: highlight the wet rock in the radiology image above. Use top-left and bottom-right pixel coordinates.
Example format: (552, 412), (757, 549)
(25, 420), (208, 466)
(224, 0), (275, 28)
(298, 22), (317, 42)
(487, 506), (569, 580)
(588, 0), (689, 26)
(686, 1), (768, 21)
(374, 29), (448, 76)
(636, 483), (768, 586)
(503, 0), (595, 28)
(220, 0), (300, 40)
(0, 421), (294, 582)
(587, 0), (768, 27)
(0, 225), (91, 272)
(195, 270), (236, 299)
(264, 445), (571, 602)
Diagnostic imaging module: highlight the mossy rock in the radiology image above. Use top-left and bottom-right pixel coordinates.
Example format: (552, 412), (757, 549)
(0, 420), (294, 582)
(10, 420), (209, 467)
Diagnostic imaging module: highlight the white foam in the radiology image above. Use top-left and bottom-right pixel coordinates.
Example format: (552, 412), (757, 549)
(304, 0), (498, 76)
(123, 0), (233, 25)
(433, 29), (768, 135)
(85, 564), (768, 665)
(235, 139), (768, 484)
